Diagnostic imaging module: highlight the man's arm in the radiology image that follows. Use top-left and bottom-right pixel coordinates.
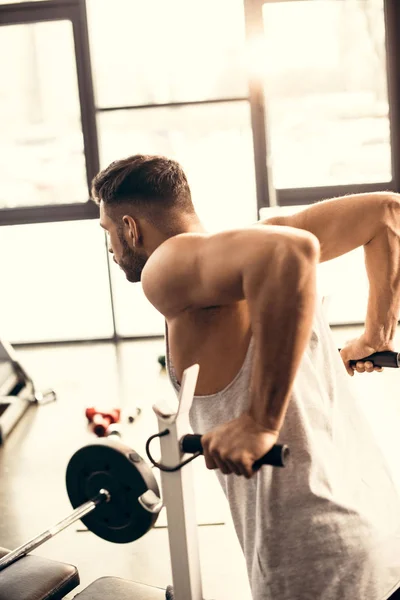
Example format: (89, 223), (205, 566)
(143, 226), (319, 475)
(261, 192), (400, 351)
(364, 198), (400, 350)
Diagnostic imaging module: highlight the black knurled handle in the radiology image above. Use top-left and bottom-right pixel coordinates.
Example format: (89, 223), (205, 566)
(338, 349), (400, 368)
(181, 434), (289, 469)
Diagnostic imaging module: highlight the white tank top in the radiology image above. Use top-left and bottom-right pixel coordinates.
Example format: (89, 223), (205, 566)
(166, 300), (400, 600)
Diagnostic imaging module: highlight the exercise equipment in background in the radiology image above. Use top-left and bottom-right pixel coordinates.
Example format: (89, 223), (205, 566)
(0, 338), (56, 445)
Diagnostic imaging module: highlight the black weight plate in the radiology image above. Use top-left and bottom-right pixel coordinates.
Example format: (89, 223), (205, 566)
(66, 439), (161, 543)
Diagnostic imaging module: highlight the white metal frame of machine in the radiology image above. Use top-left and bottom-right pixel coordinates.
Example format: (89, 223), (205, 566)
(153, 364), (204, 600)
(0, 338), (56, 445)
(0, 338), (36, 444)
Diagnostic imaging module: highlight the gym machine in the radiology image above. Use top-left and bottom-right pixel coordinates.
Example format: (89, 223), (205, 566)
(0, 350), (398, 599)
(0, 338), (56, 445)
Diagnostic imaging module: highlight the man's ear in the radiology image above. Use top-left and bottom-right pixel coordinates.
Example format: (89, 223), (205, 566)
(122, 215), (140, 247)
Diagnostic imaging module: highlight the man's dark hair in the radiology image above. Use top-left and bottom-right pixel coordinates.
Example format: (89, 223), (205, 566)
(91, 154), (195, 232)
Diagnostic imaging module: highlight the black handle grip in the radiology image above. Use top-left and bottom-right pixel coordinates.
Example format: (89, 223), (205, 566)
(180, 434), (290, 468)
(338, 349), (400, 368)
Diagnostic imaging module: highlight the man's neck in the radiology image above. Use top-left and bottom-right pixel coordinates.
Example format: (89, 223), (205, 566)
(183, 219), (207, 234)
(147, 218), (207, 255)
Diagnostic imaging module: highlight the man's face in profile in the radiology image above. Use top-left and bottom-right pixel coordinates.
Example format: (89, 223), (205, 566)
(99, 202), (147, 283)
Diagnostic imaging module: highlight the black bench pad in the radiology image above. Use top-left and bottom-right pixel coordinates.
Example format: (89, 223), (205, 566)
(73, 577), (166, 599)
(0, 546), (79, 600)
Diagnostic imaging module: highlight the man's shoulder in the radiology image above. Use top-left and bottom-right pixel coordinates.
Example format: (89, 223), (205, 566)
(141, 233), (206, 317)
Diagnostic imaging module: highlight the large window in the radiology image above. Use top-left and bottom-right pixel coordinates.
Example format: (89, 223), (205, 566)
(0, 21), (87, 208)
(87, 0), (248, 107)
(88, 0), (258, 337)
(261, 0), (390, 189)
(256, 0), (391, 325)
(98, 102), (257, 231)
(90, 0), (258, 232)
(0, 0), (399, 343)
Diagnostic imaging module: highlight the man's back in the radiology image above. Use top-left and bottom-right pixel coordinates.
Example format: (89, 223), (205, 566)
(167, 298), (400, 600)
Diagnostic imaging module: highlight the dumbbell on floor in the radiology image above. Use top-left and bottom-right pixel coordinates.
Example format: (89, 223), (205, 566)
(85, 407), (121, 437)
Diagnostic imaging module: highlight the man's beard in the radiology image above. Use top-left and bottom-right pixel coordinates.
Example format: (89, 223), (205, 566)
(118, 234), (147, 283)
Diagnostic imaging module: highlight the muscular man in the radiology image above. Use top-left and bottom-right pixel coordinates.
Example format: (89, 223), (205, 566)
(92, 154), (400, 600)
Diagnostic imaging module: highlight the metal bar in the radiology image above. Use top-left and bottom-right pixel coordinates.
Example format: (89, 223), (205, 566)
(384, 0), (400, 191)
(103, 233), (118, 340)
(330, 322), (370, 329)
(243, 0), (276, 211)
(0, 202), (98, 227)
(276, 181), (395, 208)
(0, 0), (78, 25)
(154, 364), (203, 600)
(329, 321), (400, 329)
(71, 0), (100, 190)
(97, 96), (249, 112)
(0, 491), (107, 572)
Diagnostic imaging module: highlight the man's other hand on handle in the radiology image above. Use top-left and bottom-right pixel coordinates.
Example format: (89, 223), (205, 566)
(340, 333), (395, 376)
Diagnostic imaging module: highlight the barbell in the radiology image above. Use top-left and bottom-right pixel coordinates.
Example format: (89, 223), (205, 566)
(0, 439), (162, 572)
(0, 434), (287, 573)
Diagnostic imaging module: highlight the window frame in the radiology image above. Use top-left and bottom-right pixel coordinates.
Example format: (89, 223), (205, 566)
(0, 0), (99, 225)
(1, 0), (399, 342)
(243, 0), (399, 211)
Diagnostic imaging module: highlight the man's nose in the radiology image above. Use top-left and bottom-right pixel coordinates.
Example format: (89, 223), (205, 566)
(108, 246), (113, 254)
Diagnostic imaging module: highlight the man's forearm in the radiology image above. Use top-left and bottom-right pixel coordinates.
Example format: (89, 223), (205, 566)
(364, 198), (400, 349)
(243, 239), (319, 432)
(262, 192), (399, 263)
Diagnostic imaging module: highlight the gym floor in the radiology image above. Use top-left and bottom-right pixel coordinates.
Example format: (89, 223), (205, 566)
(1, 324), (400, 599)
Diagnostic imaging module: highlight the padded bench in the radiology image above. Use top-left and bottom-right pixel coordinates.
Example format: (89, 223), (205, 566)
(0, 546), (79, 600)
(73, 577), (170, 599)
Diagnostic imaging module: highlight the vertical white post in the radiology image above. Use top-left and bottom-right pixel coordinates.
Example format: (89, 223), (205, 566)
(153, 364), (203, 600)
